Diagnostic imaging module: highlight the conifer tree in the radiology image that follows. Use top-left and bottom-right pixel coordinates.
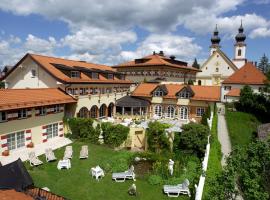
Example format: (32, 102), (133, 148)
(257, 54), (270, 74)
(192, 58), (200, 69)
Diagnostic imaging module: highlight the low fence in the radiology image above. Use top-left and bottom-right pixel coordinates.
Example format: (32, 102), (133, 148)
(195, 111), (213, 200)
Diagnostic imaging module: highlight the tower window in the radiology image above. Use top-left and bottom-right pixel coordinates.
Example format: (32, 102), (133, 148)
(238, 49), (241, 56)
(216, 68), (219, 72)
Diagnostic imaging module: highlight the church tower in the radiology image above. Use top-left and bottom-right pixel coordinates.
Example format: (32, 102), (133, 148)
(233, 21), (247, 68)
(210, 25), (221, 56)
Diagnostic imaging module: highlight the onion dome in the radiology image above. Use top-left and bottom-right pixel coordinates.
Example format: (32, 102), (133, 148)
(235, 21), (246, 43)
(211, 25), (221, 46)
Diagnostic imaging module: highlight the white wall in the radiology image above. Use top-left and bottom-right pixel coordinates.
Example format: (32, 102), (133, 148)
(221, 83), (264, 102)
(196, 51), (236, 86)
(5, 57), (59, 89)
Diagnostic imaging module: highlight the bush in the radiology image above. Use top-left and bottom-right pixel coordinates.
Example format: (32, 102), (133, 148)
(101, 122), (130, 147)
(67, 118), (99, 143)
(146, 121), (170, 154)
(177, 123), (209, 157)
(201, 112), (209, 127)
(148, 175), (163, 185)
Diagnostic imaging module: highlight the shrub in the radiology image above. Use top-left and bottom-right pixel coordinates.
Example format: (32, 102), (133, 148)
(148, 175), (163, 185)
(67, 118), (99, 143)
(101, 122), (130, 147)
(146, 121), (170, 154)
(177, 123), (209, 157)
(201, 112), (209, 127)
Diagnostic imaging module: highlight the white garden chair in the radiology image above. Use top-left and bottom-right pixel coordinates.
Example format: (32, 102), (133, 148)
(28, 151), (43, 166)
(163, 179), (191, 197)
(112, 165), (135, 182)
(79, 145), (88, 159)
(64, 145), (73, 159)
(45, 148), (57, 162)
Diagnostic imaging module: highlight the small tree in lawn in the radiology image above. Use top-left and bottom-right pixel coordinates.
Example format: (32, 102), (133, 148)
(257, 54), (270, 74)
(192, 58), (200, 69)
(146, 121), (170, 154)
(178, 123), (209, 157)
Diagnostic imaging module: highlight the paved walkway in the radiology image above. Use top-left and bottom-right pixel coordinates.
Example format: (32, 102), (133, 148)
(0, 137), (72, 166)
(217, 103), (232, 166)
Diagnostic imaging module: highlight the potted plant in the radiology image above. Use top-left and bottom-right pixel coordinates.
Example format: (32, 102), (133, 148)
(2, 150), (9, 156)
(27, 142), (34, 148)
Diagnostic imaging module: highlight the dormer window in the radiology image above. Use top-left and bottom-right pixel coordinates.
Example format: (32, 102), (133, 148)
(178, 89), (190, 99)
(92, 72), (98, 79)
(153, 88), (164, 97)
(71, 71), (80, 78)
(108, 74), (113, 80)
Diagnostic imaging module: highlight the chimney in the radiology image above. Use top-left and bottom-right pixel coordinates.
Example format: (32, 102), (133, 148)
(159, 51), (164, 56)
(170, 55), (176, 60)
(153, 51), (156, 55)
(255, 61), (257, 67)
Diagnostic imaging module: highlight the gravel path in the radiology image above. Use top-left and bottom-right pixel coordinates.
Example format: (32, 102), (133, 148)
(217, 103), (232, 166)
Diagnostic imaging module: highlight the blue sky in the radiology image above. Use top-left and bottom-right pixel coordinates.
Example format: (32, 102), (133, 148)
(0, 0), (270, 67)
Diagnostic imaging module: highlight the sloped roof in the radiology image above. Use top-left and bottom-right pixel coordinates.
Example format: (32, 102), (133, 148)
(114, 53), (200, 72)
(2, 53), (131, 84)
(225, 88), (240, 97)
(132, 83), (221, 102)
(223, 62), (267, 85)
(201, 48), (238, 71)
(0, 88), (76, 111)
(0, 190), (33, 200)
(116, 96), (150, 107)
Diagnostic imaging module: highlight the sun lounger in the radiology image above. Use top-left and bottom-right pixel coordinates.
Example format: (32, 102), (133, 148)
(112, 166), (135, 182)
(79, 145), (88, 159)
(163, 179), (191, 197)
(57, 159), (71, 170)
(28, 151), (43, 166)
(45, 148), (57, 162)
(64, 146), (73, 159)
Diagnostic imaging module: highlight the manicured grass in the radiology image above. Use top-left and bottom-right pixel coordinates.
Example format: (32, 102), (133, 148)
(225, 109), (261, 148)
(202, 113), (222, 199)
(25, 141), (196, 200)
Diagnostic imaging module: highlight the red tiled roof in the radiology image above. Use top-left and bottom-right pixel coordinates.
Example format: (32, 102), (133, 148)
(222, 62), (267, 85)
(2, 53), (131, 84)
(0, 189), (33, 200)
(132, 83), (221, 102)
(225, 88), (241, 97)
(114, 53), (200, 72)
(0, 88), (76, 111)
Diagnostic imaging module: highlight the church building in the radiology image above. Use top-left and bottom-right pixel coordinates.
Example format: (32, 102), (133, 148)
(196, 23), (247, 86)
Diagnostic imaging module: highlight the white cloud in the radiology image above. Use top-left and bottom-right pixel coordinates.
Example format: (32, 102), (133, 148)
(250, 27), (270, 38)
(62, 27), (137, 55)
(119, 34), (202, 63)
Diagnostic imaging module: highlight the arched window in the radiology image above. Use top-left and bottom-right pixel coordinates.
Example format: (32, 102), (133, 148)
(198, 80), (202, 85)
(238, 49), (241, 56)
(99, 104), (107, 118)
(78, 107), (89, 118)
(166, 106), (175, 118)
(154, 105), (162, 117)
(179, 106), (188, 120)
(90, 106), (98, 118)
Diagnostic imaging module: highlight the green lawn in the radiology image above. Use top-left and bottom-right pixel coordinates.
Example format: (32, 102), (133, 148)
(25, 141), (197, 200)
(202, 113), (222, 199)
(225, 109), (261, 148)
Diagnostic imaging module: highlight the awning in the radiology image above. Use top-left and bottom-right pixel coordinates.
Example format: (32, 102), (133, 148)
(116, 96), (150, 107)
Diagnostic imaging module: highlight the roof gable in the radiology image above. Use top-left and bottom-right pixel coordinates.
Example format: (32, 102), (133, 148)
(2, 53), (131, 84)
(222, 62), (267, 85)
(201, 49), (238, 71)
